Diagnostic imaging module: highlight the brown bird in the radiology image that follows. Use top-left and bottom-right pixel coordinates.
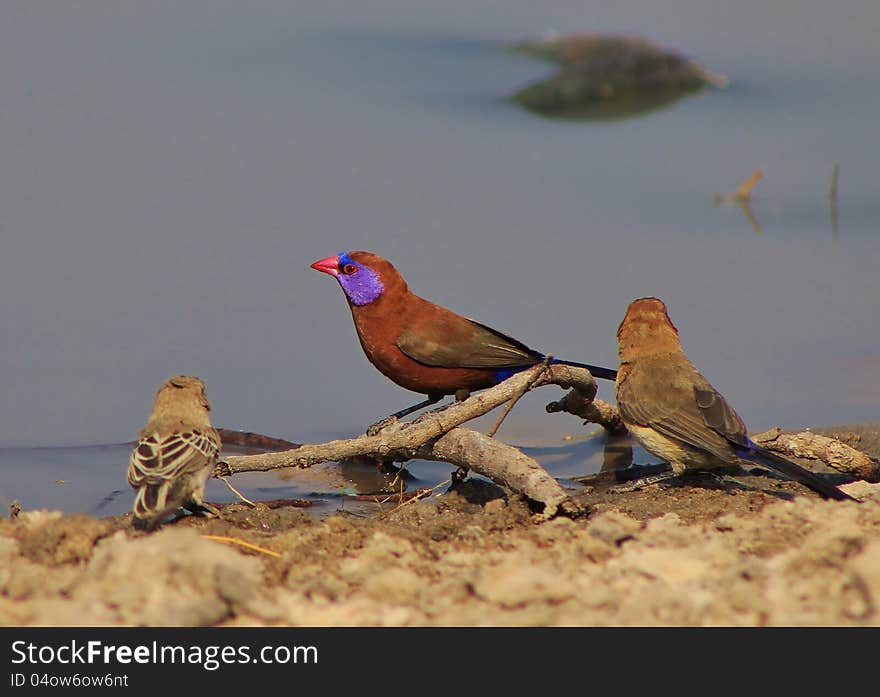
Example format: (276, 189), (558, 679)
(615, 297), (855, 501)
(127, 375), (222, 529)
(311, 250), (617, 421)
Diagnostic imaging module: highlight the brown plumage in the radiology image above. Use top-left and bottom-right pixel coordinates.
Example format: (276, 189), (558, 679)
(311, 251), (617, 414)
(615, 297), (855, 501)
(345, 253), (536, 395)
(126, 375), (222, 529)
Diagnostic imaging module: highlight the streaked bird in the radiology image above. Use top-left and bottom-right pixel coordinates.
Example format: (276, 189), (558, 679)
(127, 375), (222, 529)
(615, 297), (855, 501)
(311, 250), (617, 422)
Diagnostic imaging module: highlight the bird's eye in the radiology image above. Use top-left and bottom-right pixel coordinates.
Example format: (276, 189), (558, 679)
(342, 263), (358, 275)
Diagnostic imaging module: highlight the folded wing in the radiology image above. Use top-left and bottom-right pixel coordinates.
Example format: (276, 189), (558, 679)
(398, 317), (542, 369)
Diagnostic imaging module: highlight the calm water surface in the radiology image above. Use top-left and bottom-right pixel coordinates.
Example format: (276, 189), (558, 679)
(1, 1), (878, 514)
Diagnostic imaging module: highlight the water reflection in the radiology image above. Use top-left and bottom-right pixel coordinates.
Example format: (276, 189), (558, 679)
(719, 199), (764, 236)
(514, 78), (703, 122)
(600, 433), (634, 473)
(829, 164), (840, 241)
(337, 458), (416, 496)
(712, 166), (847, 239)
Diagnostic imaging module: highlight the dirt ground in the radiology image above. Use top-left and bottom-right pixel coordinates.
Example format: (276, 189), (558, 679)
(2, 425), (880, 627)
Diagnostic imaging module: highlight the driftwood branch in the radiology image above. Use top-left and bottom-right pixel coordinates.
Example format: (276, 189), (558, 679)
(545, 383), (628, 435)
(215, 364), (598, 518)
(752, 427), (880, 482)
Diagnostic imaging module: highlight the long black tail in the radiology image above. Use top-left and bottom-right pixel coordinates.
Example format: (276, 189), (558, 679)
(744, 445), (857, 501)
(551, 358), (618, 382)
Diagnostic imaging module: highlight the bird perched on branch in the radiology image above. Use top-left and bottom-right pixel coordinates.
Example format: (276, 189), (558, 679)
(127, 375), (222, 529)
(311, 251), (617, 421)
(614, 297), (855, 501)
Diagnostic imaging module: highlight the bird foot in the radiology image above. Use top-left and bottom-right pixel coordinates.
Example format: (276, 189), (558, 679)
(367, 415), (401, 436)
(185, 501), (220, 518)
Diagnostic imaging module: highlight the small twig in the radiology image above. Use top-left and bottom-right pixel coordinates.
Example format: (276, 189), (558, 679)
(357, 469), (410, 513)
(374, 475), (406, 513)
(828, 163), (840, 202)
(487, 357), (554, 439)
(213, 497), (311, 510)
(828, 163), (840, 240)
(351, 487), (431, 504)
(732, 169), (764, 202)
(712, 170), (765, 235)
(201, 535), (281, 558)
(713, 169), (764, 205)
(378, 479), (451, 519)
(388, 468), (405, 495)
(217, 474), (257, 508)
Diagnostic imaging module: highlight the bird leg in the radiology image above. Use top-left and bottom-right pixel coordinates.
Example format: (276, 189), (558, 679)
(393, 394), (444, 418)
(366, 395), (443, 435)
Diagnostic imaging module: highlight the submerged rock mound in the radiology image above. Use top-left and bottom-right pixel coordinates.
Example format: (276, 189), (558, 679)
(512, 34), (727, 121)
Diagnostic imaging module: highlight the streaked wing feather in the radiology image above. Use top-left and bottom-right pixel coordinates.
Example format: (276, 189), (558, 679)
(127, 429), (219, 487)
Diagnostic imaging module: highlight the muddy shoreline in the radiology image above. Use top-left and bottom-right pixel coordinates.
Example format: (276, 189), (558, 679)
(2, 424), (879, 627)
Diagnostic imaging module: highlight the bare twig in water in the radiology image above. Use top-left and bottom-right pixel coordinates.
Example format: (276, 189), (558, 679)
(713, 169), (765, 234)
(828, 163), (840, 240)
(732, 169), (764, 202)
(713, 169), (764, 205)
(351, 487), (431, 505)
(217, 474), (257, 508)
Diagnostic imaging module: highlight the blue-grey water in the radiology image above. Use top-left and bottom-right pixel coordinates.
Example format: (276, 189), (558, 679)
(1, 1), (878, 516)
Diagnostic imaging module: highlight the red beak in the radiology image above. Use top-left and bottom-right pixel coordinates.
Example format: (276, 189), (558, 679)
(310, 255), (340, 277)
